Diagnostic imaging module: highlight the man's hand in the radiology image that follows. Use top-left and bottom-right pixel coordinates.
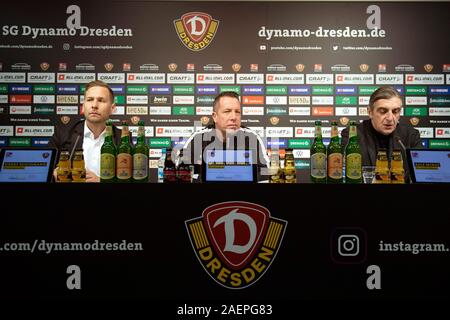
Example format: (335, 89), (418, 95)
(86, 169), (100, 183)
(53, 167), (58, 181)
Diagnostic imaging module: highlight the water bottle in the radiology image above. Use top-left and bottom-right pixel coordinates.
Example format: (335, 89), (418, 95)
(157, 148), (166, 183)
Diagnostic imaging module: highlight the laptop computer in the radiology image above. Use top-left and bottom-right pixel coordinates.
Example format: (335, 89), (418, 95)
(202, 149), (257, 183)
(406, 148), (450, 183)
(0, 147), (57, 183)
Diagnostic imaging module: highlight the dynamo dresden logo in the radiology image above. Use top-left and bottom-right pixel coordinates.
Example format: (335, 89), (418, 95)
(186, 201), (287, 289)
(174, 12), (219, 51)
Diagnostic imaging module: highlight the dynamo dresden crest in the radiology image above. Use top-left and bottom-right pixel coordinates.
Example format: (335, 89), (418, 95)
(174, 12), (219, 52)
(186, 201), (287, 289)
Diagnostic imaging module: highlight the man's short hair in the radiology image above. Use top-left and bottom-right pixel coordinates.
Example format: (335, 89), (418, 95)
(213, 91), (240, 112)
(84, 80), (114, 103)
(369, 86), (402, 109)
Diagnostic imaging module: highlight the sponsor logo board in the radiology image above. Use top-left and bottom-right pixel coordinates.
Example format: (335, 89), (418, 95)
(127, 73), (165, 84)
(167, 73), (195, 84)
(265, 96), (287, 105)
(305, 74), (333, 84)
(196, 73), (235, 84)
(266, 74), (304, 84)
(97, 73), (125, 84)
(0, 126), (14, 136)
(236, 74), (264, 84)
(10, 106), (32, 114)
(149, 106), (171, 115)
(405, 74), (444, 85)
(57, 73), (95, 83)
(243, 107), (264, 116)
(289, 107), (310, 116)
(265, 127), (293, 137)
(27, 73), (55, 83)
(156, 126), (194, 137)
(56, 106), (78, 114)
(15, 126), (54, 137)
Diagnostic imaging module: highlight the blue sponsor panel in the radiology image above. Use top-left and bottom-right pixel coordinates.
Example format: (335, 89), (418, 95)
(110, 85), (126, 94)
(267, 138), (288, 149)
(172, 138), (188, 148)
(9, 84), (32, 94)
(150, 85), (171, 94)
(421, 139), (429, 148)
(288, 86), (311, 94)
(393, 86), (404, 95)
(242, 86), (264, 94)
(56, 85), (79, 94)
(32, 138), (50, 147)
(429, 86), (450, 95)
(335, 86), (357, 95)
(196, 86), (218, 95)
(0, 138), (8, 147)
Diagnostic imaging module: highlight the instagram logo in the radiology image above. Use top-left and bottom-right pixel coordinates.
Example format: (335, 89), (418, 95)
(338, 235), (359, 256)
(331, 228), (367, 263)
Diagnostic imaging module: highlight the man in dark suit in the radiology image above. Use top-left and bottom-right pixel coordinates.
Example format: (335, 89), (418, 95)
(49, 80), (121, 182)
(341, 86), (421, 182)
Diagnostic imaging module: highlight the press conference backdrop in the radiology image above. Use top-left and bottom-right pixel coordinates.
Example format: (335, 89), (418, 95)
(1, 1), (450, 168)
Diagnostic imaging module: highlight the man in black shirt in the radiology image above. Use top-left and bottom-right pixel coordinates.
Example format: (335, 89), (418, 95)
(341, 86), (421, 181)
(177, 91), (269, 181)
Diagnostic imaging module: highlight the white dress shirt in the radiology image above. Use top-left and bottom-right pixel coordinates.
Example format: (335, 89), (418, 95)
(82, 122), (106, 177)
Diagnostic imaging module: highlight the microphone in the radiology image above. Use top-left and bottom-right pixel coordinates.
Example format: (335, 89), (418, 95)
(70, 134), (82, 161)
(394, 135), (410, 183)
(395, 135), (407, 152)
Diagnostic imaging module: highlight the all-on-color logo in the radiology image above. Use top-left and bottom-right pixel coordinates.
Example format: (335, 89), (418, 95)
(174, 12), (219, 51)
(185, 201), (287, 289)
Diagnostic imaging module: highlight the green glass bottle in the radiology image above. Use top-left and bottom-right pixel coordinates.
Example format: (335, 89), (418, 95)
(100, 120), (116, 183)
(327, 121), (343, 183)
(132, 120), (149, 183)
(344, 121), (362, 183)
(116, 121), (133, 183)
(310, 120), (327, 183)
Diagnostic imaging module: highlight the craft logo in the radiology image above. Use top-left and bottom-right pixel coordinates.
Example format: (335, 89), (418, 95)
(378, 64), (386, 72)
(186, 201), (287, 289)
(104, 63), (114, 71)
(174, 12), (219, 51)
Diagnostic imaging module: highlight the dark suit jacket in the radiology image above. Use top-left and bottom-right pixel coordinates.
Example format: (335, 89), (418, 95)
(341, 120), (422, 181)
(48, 120), (124, 157)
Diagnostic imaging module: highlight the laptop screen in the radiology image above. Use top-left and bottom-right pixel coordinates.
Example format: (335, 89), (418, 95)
(203, 149), (256, 182)
(406, 149), (450, 183)
(0, 148), (57, 183)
